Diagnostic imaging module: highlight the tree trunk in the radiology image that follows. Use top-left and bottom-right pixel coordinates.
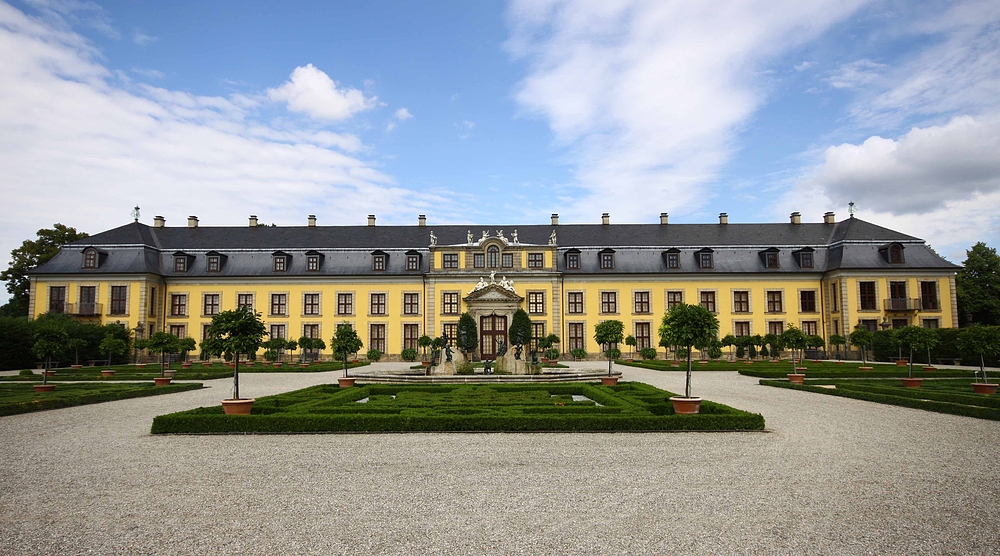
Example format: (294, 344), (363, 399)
(982, 354), (988, 384)
(43, 355), (49, 385)
(908, 347), (913, 379)
(233, 352), (240, 400)
(686, 344), (692, 398)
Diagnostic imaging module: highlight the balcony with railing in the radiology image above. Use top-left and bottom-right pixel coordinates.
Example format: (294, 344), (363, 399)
(920, 298), (940, 310)
(883, 298), (920, 311)
(67, 302), (103, 316)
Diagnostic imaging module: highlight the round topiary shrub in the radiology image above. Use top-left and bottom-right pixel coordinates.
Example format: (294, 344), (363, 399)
(401, 348), (417, 362)
(456, 361), (474, 375)
(19, 369), (35, 376)
(366, 349), (382, 362)
(640, 347), (657, 360)
(571, 348), (587, 361)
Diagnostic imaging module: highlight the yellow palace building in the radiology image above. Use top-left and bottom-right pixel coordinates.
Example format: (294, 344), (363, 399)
(28, 211), (959, 360)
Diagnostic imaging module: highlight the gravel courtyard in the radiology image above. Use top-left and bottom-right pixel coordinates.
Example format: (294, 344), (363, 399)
(1, 364), (998, 555)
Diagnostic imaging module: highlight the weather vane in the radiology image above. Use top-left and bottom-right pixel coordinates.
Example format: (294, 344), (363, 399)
(131, 205), (140, 221)
(848, 201), (856, 218)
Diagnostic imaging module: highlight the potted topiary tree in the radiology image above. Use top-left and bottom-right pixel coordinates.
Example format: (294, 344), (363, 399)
(721, 334), (736, 362)
(456, 312), (478, 362)
(624, 335), (637, 362)
(830, 334), (847, 362)
(260, 337), (285, 366)
(204, 306), (268, 413)
(640, 347), (657, 360)
(508, 309), (533, 365)
(32, 318), (68, 392)
(780, 325), (808, 383)
(849, 326), (875, 370)
(542, 334), (560, 363)
(178, 337), (197, 370)
(98, 333), (128, 378)
(66, 337), (87, 369)
(762, 333), (780, 361)
(749, 334), (763, 360)
(956, 325), (1000, 394)
(311, 338), (326, 364)
(332, 323), (363, 387)
(658, 303), (719, 414)
(297, 336), (314, 367)
(418, 334), (433, 367)
(896, 326), (937, 387)
(145, 331), (180, 385)
(571, 348), (587, 361)
(594, 320), (624, 384)
(806, 335), (826, 361)
(366, 348), (382, 363)
(283, 339), (298, 366)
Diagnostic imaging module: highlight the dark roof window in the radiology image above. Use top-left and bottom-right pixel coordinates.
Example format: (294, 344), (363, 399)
(758, 247), (780, 269)
(878, 243), (905, 264)
(662, 248), (680, 269)
(172, 251), (194, 273)
(599, 248), (615, 270)
(793, 247), (814, 269)
(272, 251), (292, 272)
(371, 250), (388, 271)
(305, 250), (324, 272)
(695, 248), (714, 269)
(405, 250), (422, 271)
(205, 250), (227, 272)
(81, 247), (106, 269)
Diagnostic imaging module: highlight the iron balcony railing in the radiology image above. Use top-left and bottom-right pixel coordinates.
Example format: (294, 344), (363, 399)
(883, 298), (921, 311)
(920, 298), (940, 310)
(67, 302), (103, 316)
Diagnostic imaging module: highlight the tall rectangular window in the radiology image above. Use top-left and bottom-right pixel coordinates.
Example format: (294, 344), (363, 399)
(237, 293), (254, 310)
(800, 291), (816, 313)
(568, 323), (585, 351)
(700, 291), (716, 313)
(83, 249), (98, 269)
(528, 253), (544, 268)
(502, 253), (513, 268)
(110, 285), (128, 315)
(802, 321), (818, 336)
(800, 252), (813, 268)
(303, 293), (320, 316)
(442, 323), (457, 344)
(859, 282), (876, 310)
(635, 322), (651, 350)
(369, 324), (386, 353)
(403, 324), (419, 351)
(667, 253), (679, 269)
(370, 293), (386, 315)
(528, 292), (545, 314)
(79, 286), (97, 315)
(566, 253), (580, 269)
(407, 255), (420, 271)
(634, 291), (650, 314)
(270, 294), (287, 316)
(269, 324), (286, 340)
(207, 256), (220, 272)
(568, 292), (584, 314)
(174, 257), (187, 272)
(272, 256), (286, 272)
(442, 292), (459, 315)
(49, 286), (66, 313)
(920, 281), (939, 310)
(307, 256), (319, 271)
(149, 287), (157, 317)
(473, 253), (485, 268)
(765, 252), (779, 268)
(403, 293), (420, 315)
(733, 291), (749, 313)
(734, 321), (750, 337)
(699, 252), (713, 269)
(303, 323), (320, 340)
(531, 322), (546, 351)
(169, 325), (186, 338)
(203, 293), (220, 316)
(667, 291), (683, 309)
(831, 282), (839, 311)
(337, 293), (353, 315)
(170, 294), (187, 317)
(443, 253), (459, 269)
(372, 255), (385, 271)
(600, 252), (615, 269)
(766, 291), (783, 313)
(600, 292), (617, 314)
(768, 321), (784, 335)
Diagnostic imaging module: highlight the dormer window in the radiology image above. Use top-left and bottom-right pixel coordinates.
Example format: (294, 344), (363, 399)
(696, 248), (714, 269)
(371, 250), (388, 271)
(305, 250), (324, 272)
(83, 249), (98, 269)
(662, 248), (680, 269)
(487, 245), (500, 268)
(878, 243), (906, 264)
(272, 251), (291, 272)
(599, 249), (615, 270)
(207, 256), (220, 272)
(793, 248), (814, 269)
(405, 250), (421, 271)
(204, 251), (227, 272)
(565, 249), (581, 270)
(172, 251), (193, 273)
(758, 248), (780, 269)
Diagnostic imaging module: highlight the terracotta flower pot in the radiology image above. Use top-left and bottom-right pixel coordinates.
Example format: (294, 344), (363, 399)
(101, 370), (115, 378)
(923, 366), (936, 372)
(299, 363), (309, 368)
(422, 361), (431, 367)
(697, 360), (707, 365)
(338, 377), (357, 388)
(33, 384), (56, 392)
(787, 373), (805, 384)
(273, 362), (283, 368)
(743, 361), (753, 365)
(972, 383), (998, 395)
(43, 370), (57, 377)
(895, 360), (908, 366)
(71, 364), (83, 369)
(135, 364), (146, 369)
(669, 396), (702, 414)
(901, 377), (922, 388)
(221, 398), (255, 414)
(859, 366), (873, 371)
(202, 362), (213, 367)
(181, 363), (192, 369)
(600, 376), (619, 386)
(153, 377), (172, 386)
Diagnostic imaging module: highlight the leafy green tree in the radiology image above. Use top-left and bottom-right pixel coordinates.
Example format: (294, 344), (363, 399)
(178, 337), (197, 362)
(896, 326), (939, 379)
(298, 336), (314, 362)
(957, 242), (1000, 326)
(0, 224), (88, 316)
(780, 325), (807, 365)
(145, 332), (181, 378)
(830, 334), (847, 360)
(33, 318), (68, 386)
(749, 334), (763, 359)
(849, 326), (875, 367)
(98, 333), (128, 369)
(594, 319), (625, 376)
(658, 303), (719, 398)
(261, 337), (287, 362)
(284, 339), (298, 363)
(418, 334), (433, 361)
(204, 307), (268, 400)
(66, 337), (87, 366)
(762, 333), (780, 359)
(311, 338), (326, 360)
(331, 323), (363, 377)
(956, 325), (1000, 384)
(508, 309), (532, 351)
(456, 313), (478, 356)
(721, 334), (736, 361)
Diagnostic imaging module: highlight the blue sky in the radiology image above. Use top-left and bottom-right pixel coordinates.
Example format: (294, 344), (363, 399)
(2, 0), (1000, 302)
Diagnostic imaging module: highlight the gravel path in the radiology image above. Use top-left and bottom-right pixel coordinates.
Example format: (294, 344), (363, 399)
(1, 363), (998, 555)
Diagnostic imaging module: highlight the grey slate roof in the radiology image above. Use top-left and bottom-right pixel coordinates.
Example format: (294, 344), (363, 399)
(29, 217), (958, 277)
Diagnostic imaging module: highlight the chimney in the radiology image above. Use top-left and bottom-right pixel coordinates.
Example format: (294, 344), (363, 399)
(187, 216), (199, 228)
(367, 214), (376, 227)
(823, 211), (835, 224)
(602, 212), (610, 226)
(153, 216), (165, 228)
(249, 215), (258, 228)
(790, 211), (801, 225)
(418, 215), (426, 227)
(719, 213), (728, 225)
(551, 213), (559, 226)
(660, 212), (669, 225)
(308, 214), (316, 227)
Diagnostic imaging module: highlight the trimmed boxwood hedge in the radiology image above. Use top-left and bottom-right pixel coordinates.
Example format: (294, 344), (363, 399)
(151, 382), (765, 434)
(0, 382), (204, 417)
(761, 379), (1000, 421)
(740, 367), (998, 379)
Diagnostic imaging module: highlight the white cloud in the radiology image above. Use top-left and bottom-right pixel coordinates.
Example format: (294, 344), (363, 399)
(504, 0), (870, 222)
(130, 67), (164, 79)
(454, 120), (475, 139)
(133, 29), (156, 46)
(0, 3), (454, 302)
(394, 107), (413, 121)
(795, 61), (814, 71)
(824, 59), (886, 89)
(267, 64), (377, 122)
(24, 0), (120, 39)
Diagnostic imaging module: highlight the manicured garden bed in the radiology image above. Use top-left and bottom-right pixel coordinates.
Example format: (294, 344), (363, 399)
(242, 361), (370, 373)
(151, 382), (765, 434)
(740, 365), (998, 379)
(0, 382), (204, 417)
(1, 366), (232, 381)
(761, 378), (1000, 421)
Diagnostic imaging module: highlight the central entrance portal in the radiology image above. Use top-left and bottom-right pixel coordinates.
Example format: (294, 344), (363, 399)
(480, 314), (507, 360)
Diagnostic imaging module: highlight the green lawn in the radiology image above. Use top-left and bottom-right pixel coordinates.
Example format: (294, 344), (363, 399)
(2, 360), (370, 381)
(0, 382), (204, 417)
(619, 358), (998, 379)
(761, 378), (1000, 421)
(151, 381), (765, 434)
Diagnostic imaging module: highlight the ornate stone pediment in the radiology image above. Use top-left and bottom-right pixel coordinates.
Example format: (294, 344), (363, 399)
(464, 284), (524, 303)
